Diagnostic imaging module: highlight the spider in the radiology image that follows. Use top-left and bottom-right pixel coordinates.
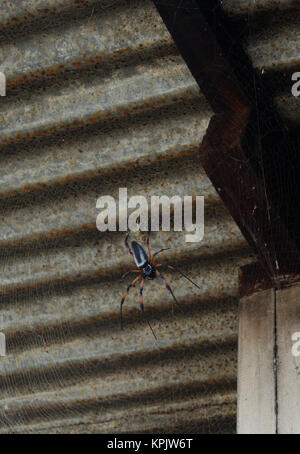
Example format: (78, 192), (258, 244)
(120, 226), (201, 340)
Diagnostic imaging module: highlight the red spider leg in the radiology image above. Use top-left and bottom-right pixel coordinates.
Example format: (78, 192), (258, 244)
(125, 233), (136, 265)
(155, 269), (181, 313)
(156, 264), (201, 290)
(120, 274), (142, 329)
(121, 270), (142, 279)
(151, 248), (170, 265)
(146, 219), (152, 262)
(139, 277), (157, 341)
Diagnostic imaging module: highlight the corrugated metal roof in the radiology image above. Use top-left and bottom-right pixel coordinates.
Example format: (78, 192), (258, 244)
(0, 0), (255, 433)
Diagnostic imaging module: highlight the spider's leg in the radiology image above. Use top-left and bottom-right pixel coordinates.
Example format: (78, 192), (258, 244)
(121, 270), (141, 279)
(139, 277), (158, 341)
(125, 233), (136, 265)
(120, 274), (142, 329)
(156, 264), (201, 290)
(155, 270), (181, 313)
(151, 248), (170, 264)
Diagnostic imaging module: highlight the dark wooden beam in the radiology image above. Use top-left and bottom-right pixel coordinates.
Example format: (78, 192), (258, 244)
(152, 0), (300, 280)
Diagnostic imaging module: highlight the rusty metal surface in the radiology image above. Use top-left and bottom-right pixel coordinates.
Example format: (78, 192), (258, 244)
(0, 0), (255, 433)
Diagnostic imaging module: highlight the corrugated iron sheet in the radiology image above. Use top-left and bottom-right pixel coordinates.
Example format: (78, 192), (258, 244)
(0, 0), (256, 433)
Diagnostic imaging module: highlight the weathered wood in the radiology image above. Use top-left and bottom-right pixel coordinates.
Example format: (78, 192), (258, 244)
(239, 262), (273, 298)
(238, 262), (300, 434)
(237, 288), (276, 434)
(277, 283), (300, 434)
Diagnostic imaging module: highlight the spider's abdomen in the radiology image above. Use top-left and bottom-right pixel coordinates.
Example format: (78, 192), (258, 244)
(131, 241), (149, 268)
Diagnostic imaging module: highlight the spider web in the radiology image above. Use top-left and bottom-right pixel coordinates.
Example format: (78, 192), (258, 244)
(0, 0), (299, 435)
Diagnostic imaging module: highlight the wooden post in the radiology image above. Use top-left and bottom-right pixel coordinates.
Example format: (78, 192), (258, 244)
(238, 263), (300, 434)
(237, 287), (276, 433)
(277, 282), (300, 433)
